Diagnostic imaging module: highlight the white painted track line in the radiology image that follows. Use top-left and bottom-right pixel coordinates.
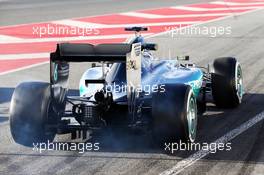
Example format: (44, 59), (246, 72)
(0, 33), (156, 44)
(0, 53), (49, 60)
(0, 34), (135, 44)
(0, 35), (23, 42)
(160, 111), (264, 175)
(120, 12), (166, 18)
(52, 20), (199, 29)
(0, 61), (49, 76)
(171, 6), (263, 11)
(211, 1), (264, 6)
(52, 20), (109, 28)
(120, 12), (234, 19)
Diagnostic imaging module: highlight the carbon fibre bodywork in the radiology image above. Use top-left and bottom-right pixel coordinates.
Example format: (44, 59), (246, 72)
(79, 54), (203, 102)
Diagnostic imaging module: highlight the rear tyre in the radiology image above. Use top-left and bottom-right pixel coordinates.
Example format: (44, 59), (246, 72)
(152, 84), (197, 144)
(211, 57), (243, 108)
(10, 82), (56, 147)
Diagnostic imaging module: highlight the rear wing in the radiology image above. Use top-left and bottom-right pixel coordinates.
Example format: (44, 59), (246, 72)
(50, 43), (132, 62)
(50, 43), (141, 105)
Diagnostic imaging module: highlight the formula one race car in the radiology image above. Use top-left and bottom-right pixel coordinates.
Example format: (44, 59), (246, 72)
(10, 27), (244, 146)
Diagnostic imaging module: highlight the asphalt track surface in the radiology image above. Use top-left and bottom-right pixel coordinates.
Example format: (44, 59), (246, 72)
(1, 0), (264, 175)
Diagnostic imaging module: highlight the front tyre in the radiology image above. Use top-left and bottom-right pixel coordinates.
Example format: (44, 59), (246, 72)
(152, 84), (198, 144)
(10, 82), (56, 147)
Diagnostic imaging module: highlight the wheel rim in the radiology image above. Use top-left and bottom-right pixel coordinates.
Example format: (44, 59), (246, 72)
(236, 64), (243, 101)
(187, 94), (197, 142)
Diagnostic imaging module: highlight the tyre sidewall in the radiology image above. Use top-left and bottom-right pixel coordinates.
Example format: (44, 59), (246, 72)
(10, 82), (55, 146)
(152, 84), (197, 144)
